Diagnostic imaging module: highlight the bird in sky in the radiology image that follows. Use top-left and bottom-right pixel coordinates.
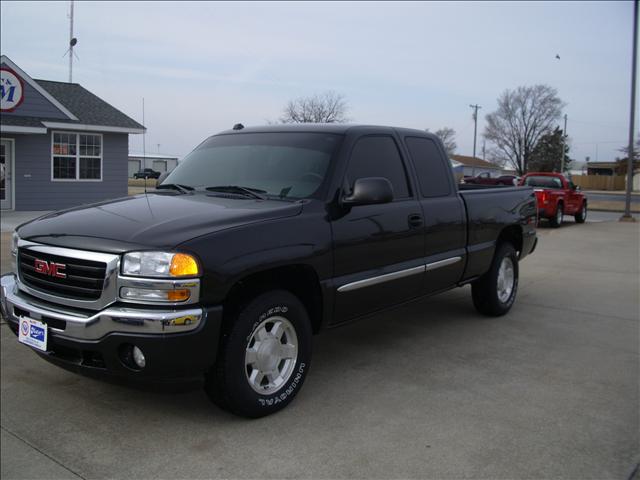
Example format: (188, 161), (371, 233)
(555, 54), (561, 60)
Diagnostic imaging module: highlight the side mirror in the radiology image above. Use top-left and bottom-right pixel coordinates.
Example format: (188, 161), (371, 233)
(342, 177), (394, 206)
(157, 172), (170, 184)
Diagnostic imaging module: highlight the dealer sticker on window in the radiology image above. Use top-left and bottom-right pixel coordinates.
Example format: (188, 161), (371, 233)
(18, 318), (48, 352)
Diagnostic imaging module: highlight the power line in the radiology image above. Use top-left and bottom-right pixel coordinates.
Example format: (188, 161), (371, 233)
(572, 140), (626, 145)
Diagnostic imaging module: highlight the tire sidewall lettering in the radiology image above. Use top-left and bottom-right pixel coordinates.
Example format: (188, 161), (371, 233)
(245, 305), (289, 344)
(241, 302), (307, 408)
(257, 362), (306, 407)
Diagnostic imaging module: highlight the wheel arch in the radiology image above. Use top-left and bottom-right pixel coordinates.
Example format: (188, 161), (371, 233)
(222, 264), (324, 334)
(496, 225), (523, 256)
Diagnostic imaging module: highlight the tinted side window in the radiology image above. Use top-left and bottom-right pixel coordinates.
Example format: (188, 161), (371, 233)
(346, 136), (410, 198)
(405, 137), (452, 197)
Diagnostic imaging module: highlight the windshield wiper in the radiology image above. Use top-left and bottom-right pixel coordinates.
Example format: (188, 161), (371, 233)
(205, 185), (267, 200)
(156, 183), (194, 194)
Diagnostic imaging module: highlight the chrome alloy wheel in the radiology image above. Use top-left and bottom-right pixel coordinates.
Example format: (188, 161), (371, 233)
(556, 207), (563, 226)
(245, 316), (298, 395)
(497, 257), (515, 303)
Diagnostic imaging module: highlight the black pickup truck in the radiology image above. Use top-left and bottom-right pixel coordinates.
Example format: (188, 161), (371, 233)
(1, 125), (537, 417)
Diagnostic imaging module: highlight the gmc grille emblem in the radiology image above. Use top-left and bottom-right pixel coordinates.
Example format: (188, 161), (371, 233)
(34, 259), (67, 279)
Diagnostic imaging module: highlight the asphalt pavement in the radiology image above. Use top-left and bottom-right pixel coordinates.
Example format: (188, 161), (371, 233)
(1, 219), (639, 479)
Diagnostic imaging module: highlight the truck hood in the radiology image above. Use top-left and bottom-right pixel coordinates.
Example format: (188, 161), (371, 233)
(17, 193), (303, 252)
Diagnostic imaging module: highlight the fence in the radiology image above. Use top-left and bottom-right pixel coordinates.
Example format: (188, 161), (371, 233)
(571, 175), (627, 191)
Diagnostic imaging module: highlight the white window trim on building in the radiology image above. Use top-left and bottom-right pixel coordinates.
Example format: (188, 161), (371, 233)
(51, 131), (103, 182)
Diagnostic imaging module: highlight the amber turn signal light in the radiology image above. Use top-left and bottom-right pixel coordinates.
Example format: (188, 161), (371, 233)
(167, 289), (191, 302)
(169, 254), (199, 277)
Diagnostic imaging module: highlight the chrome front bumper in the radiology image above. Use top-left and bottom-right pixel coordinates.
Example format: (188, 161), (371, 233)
(0, 274), (203, 341)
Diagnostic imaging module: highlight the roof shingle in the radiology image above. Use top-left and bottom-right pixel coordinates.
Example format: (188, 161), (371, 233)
(450, 154), (501, 169)
(34, 80), (144, 130)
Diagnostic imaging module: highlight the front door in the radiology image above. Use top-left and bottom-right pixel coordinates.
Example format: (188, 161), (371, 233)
(331, 134), (425, 323)
(0, 139), (13, 210)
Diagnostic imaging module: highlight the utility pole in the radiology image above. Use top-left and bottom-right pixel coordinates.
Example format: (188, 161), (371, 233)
(621, 0), (638, 222)
(560, 113), (567, 172)
(68, 1), (75, 83)
(470, 104), (481, 158)
(142, 98), (146, 162)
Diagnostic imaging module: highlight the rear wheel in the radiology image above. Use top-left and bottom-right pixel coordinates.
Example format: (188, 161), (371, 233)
(574, 202), (587, 223)
(549, 203), (563, 228)
(205, 290), (312, 418)
(472, 242), (519, 316)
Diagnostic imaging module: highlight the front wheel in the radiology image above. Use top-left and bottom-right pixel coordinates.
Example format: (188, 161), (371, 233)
(471, 243), (519, 316)
(574, 202), (587, 223)
(205, 290), (312, 418)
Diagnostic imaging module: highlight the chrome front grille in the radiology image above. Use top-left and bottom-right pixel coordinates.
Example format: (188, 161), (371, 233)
(16, 240), (120, 311)
(19, 248), (106, 300)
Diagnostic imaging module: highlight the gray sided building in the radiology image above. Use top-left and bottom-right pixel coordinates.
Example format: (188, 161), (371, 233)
(0, 55), (145, 211)
(128, 153), (179, 178)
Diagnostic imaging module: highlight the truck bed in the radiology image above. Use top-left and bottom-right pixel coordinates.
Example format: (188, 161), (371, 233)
(457, 184), (537, 278)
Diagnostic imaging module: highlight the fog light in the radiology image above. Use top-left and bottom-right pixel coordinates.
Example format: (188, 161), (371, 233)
(132, 346), (146, 369)
(118, 343), (146, 370)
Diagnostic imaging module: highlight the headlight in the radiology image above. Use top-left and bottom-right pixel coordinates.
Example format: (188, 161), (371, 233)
(11, 231), (19, 256)
(121, 252), (200, 278)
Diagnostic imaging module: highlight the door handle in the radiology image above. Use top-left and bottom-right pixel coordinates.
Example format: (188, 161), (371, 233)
(408, 214), (423, 228)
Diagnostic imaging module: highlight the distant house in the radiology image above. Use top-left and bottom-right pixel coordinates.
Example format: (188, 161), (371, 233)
(0, 55), (145, 211)
(586, 161), (640, 176)
(450, 154), (502, 177)
(128, 153), (179, 178)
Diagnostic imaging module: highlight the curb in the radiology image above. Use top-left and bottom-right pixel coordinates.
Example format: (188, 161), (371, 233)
(589, 208), (640, 214)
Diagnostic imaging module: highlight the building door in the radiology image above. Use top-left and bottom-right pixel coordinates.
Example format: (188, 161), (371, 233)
(0, 139), (13, 210)
(152, 160), (166, 172)
(128, 159), (141, 178)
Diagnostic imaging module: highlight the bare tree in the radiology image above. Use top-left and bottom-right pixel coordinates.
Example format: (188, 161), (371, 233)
(615, 138), (640, 174)
(426, 127), (457, 156)
(484, 85), (565, 175)
(280, 91), (350, 124)
(617, 138), (640, 161)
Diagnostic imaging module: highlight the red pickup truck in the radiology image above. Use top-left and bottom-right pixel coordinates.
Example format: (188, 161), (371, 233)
(519, 172), (587, 227)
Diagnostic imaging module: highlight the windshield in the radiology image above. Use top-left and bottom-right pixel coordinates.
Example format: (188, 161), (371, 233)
(161, 132), (343, 200)
(523, 175), (563, 189)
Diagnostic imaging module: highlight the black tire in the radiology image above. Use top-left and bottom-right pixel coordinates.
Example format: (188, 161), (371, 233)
(471, 242), (519, 316)
(549, 203), (563, 228)
(574, 202), (587, 223)
(205, 290), (312, 418)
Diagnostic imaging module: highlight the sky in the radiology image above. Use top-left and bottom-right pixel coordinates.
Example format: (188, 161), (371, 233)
(0, 1), (637, 165)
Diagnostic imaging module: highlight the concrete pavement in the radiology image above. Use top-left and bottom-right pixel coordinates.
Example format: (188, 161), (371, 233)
(1, 220), (639, 479)
(1, 211), (51, 233)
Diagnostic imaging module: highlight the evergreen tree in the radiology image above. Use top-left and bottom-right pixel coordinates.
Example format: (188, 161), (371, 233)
(528, 127), (571, 172)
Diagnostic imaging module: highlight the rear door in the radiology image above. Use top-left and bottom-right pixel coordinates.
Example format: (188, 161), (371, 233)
(331, 134), (425, 322)
(402, 135), (466, 294)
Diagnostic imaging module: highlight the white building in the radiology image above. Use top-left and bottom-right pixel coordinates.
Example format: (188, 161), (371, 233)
(450, 154), (503, 177)
(128, 153), (179, 178)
